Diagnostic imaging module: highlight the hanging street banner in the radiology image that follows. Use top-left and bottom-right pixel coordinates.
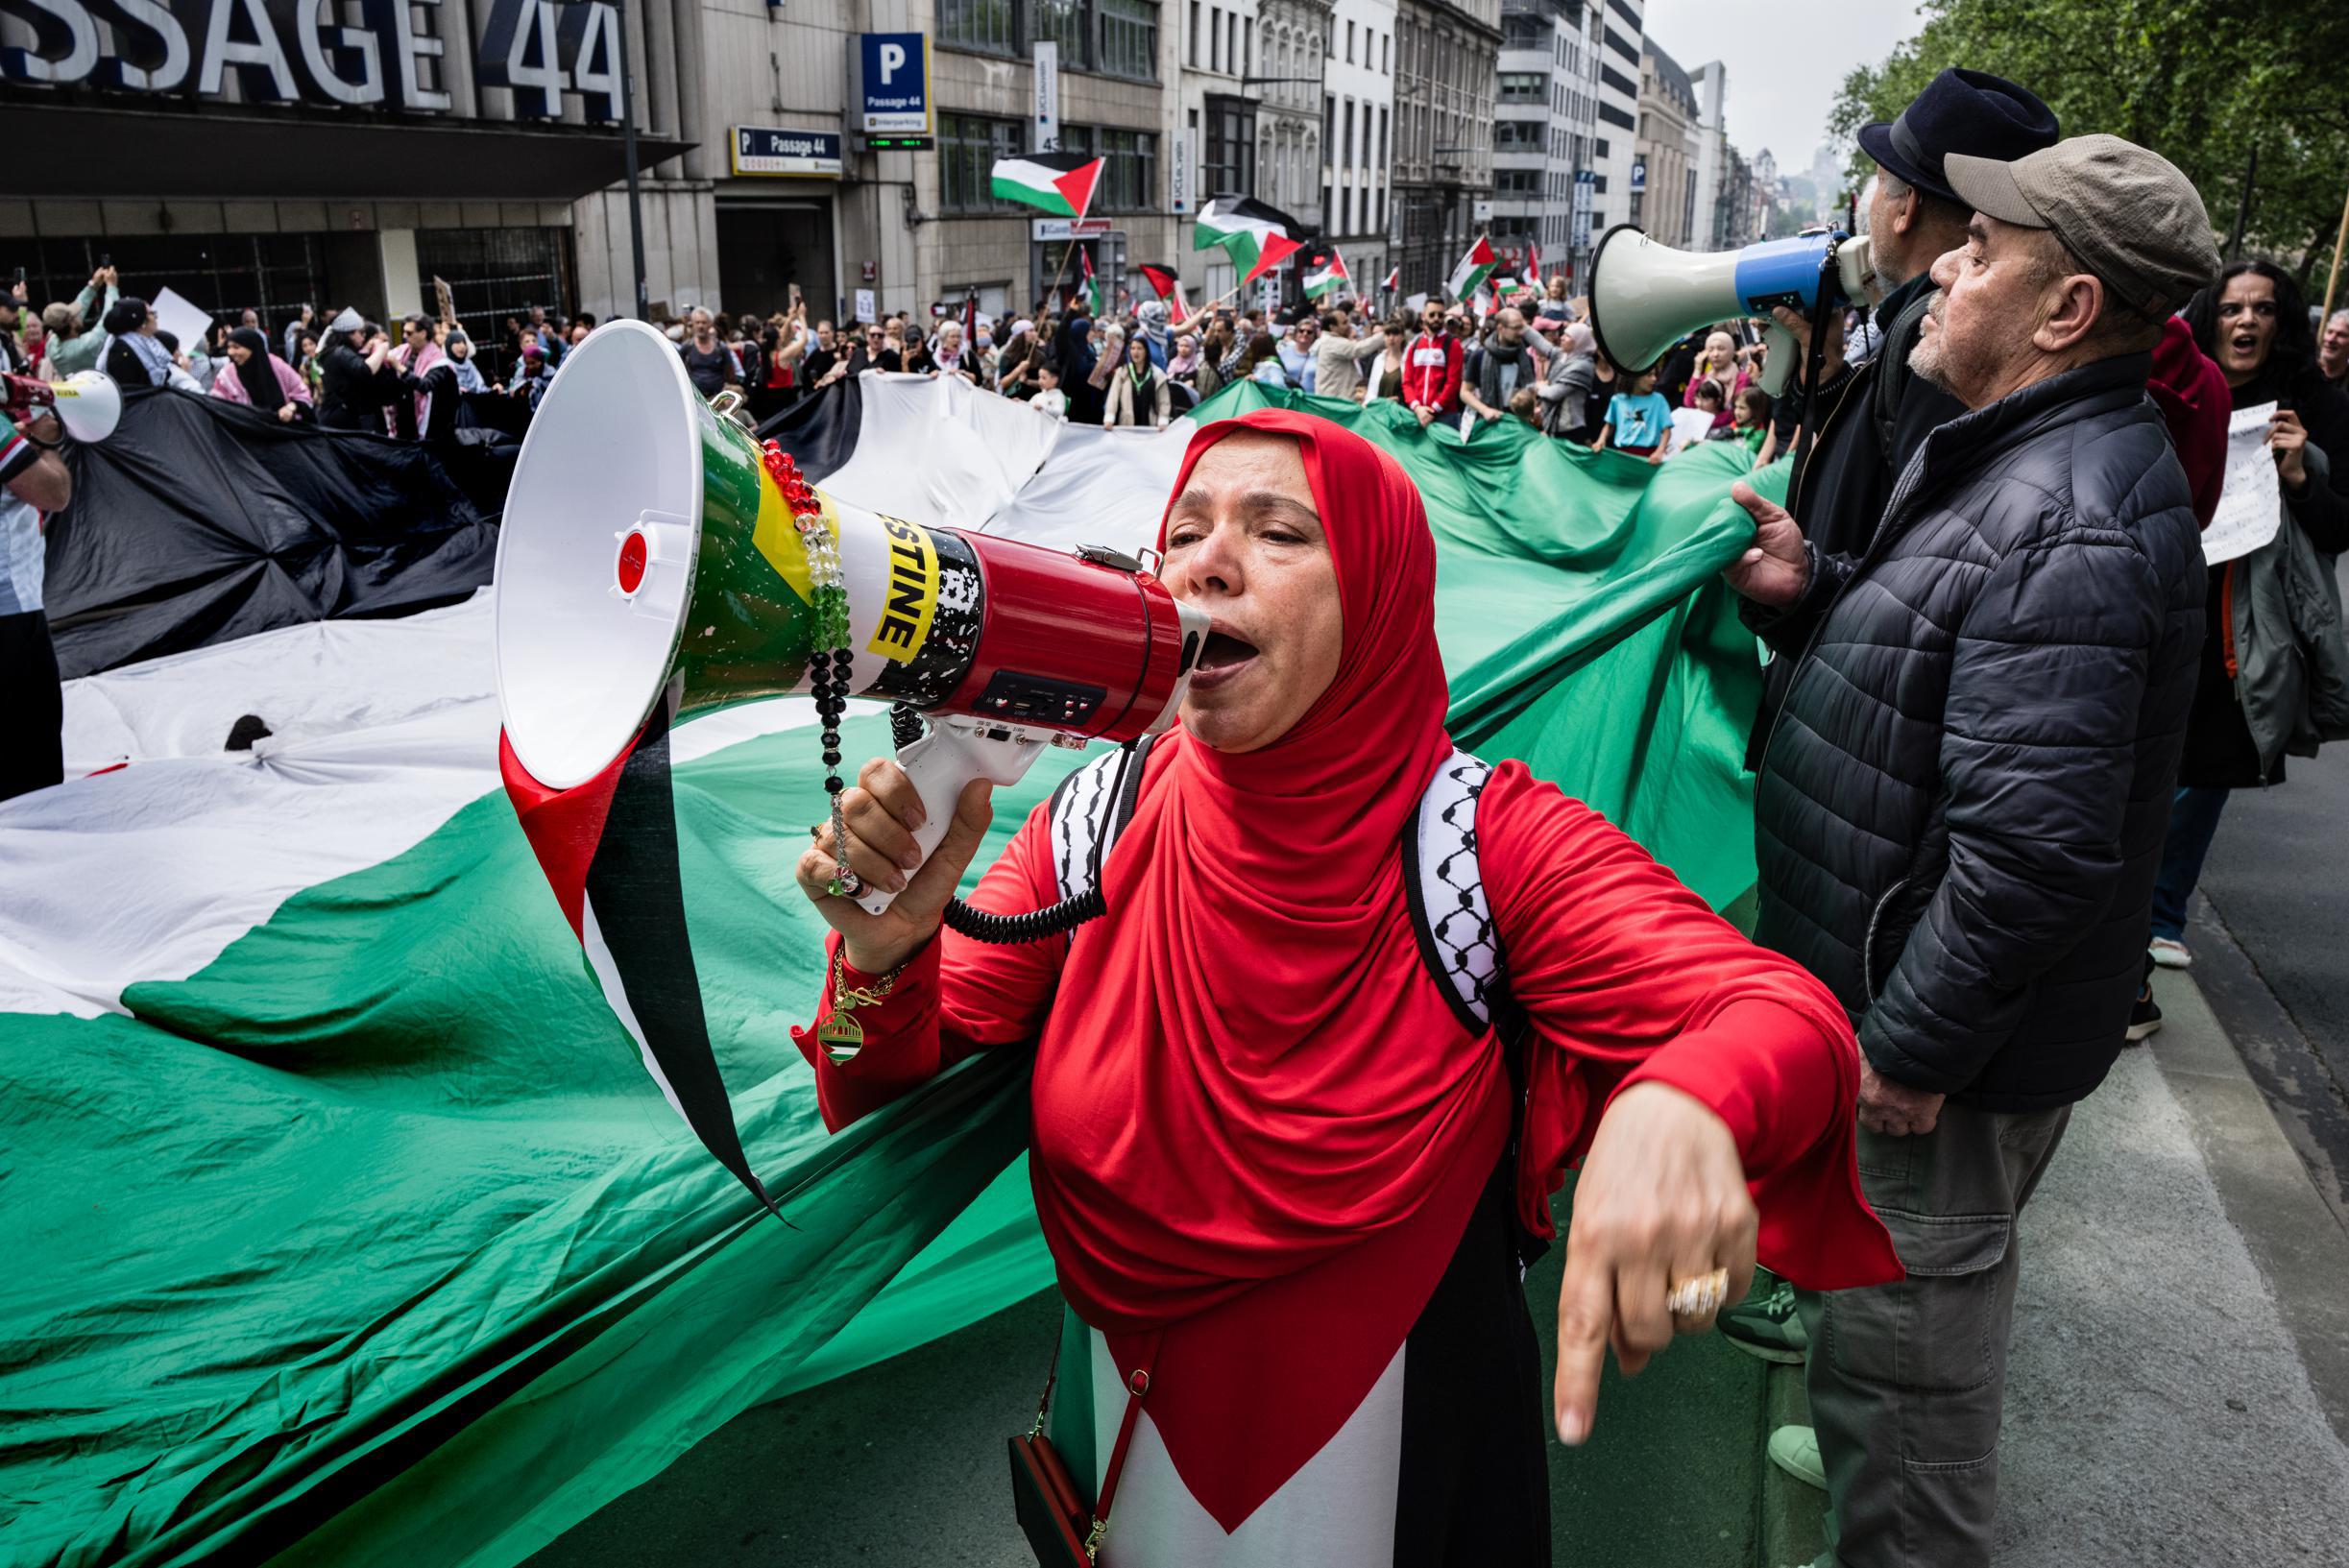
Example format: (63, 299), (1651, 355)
(1031, 41), (1059, 151)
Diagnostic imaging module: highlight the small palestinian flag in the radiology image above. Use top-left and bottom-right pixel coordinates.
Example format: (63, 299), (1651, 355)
(1303, 246), (1348, 300)
(1445, 234), (1497, 302)
(1196, 196), (1305, 283)
(991, 152), (1105, 221)
(1524, 239), (1542, 287)
(1136, 263), (1181, 300)
(1080, 247), (1105, 319)
(1381, 265), (1400, 294)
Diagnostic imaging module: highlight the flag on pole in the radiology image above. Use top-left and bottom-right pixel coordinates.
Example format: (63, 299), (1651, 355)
(1195, 197), (1305, 283)
(990, 152), (1106, 221)
(1524, 239), (1542, 287)
(1136, 263), (1181, 300)
(1080, 247), (1105, 319)
(1302, 246), (1348, 301)
(1445, 234), (1498, 301)
(1382, 264), (1400, 295)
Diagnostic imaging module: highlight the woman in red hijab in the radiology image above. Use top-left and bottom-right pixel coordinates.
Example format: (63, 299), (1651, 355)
(793, 408), (1898, 1564)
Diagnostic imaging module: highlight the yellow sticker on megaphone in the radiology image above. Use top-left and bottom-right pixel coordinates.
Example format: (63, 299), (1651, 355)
(868, 515), (940, 664)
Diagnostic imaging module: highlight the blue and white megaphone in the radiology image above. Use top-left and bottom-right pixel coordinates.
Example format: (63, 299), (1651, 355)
(1586, 226), (1876, 395)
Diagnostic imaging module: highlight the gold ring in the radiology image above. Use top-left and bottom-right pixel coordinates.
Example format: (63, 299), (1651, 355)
(1666, 1266), (1730, 1319)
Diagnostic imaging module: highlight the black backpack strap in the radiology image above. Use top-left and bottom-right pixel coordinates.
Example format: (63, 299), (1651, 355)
(1403, 749), (1545, 1270)
(1045, 735), (1155, 903)
(1402, 750), (1503, 1036)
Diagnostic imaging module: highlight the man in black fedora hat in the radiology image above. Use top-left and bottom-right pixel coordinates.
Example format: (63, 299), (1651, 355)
(1742, 68), (2060, 772)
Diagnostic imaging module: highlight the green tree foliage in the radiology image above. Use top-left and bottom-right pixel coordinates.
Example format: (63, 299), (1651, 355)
(1831, 0), (2349, 283)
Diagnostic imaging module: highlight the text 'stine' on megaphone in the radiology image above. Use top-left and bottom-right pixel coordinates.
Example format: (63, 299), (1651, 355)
(493, 319), (1212, 916)
(1586, 226), (1875, 398)
(4, 370), (120, 445)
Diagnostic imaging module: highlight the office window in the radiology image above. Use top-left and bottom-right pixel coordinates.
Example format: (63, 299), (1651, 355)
(1100, 0), (1158, 80)
(1242, 17), (1251, 77)
(1092, 127), (1160, 209)
(1342, 97), (1354, 167)
(939, 0), (1017, 53)
(1495, 168), (1539, 194)
(1493, 118), (1541, 151)
(1342, 185), (1352, 234)
(1345, 18), (1354, 60)
(1202, 95), (1257, 196)
(1189, 0), (1199, 65)
(1033, 0), (1088, 64)
(1498, 72), (1543, 104)
(1382, 33), (1389, 73)
(1377, 105), (1388, 173)
(1324, 92), (1335, 149)
(940, 113), (1025, 213)
(1209, 4), (1221, 69)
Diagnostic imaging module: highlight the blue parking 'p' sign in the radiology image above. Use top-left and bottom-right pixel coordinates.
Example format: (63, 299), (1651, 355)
(855, 33), (931, 134)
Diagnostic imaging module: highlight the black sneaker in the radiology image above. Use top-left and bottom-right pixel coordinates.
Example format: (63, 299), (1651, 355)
(2126, 985), (2162, 1044)
(1718, 1278), (1807, 1363)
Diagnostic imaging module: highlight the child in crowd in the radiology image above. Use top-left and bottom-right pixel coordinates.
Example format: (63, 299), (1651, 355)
(1593, 365), (1672, 462)
(1028, 362), (1068, 420)
(1732, 385), (1774, 461)
(1508, 386), (1542, 430)
(1689, 378), (1728, 432)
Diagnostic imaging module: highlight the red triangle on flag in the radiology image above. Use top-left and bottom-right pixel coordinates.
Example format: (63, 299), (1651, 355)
(1053, 158), (1104, 223)
(1245, 231), (1304, 283)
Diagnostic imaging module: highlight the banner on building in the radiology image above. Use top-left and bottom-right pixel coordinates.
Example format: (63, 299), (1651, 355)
(1031, 42), (1059, 151)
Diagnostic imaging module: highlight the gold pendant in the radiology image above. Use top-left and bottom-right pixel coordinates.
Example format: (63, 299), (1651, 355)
(816, 1010), (864, 1063)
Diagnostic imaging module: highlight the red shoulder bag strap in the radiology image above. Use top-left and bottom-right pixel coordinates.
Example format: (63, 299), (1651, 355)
(1084, 1334), (1162, 1562)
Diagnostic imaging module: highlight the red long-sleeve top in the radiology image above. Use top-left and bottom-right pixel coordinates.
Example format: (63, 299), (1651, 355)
(792, 759), (1898, 1528)
(1399, 330), (1464, 413)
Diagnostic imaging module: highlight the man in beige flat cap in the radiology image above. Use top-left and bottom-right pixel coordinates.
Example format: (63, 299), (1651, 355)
(1723, 134), (2220, 1567)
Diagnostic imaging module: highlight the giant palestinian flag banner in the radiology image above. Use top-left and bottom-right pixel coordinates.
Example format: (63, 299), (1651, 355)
(990, 152), (1104, 220)
(1195, 196), (1305, 283)
(2, 365), (1790, 1568)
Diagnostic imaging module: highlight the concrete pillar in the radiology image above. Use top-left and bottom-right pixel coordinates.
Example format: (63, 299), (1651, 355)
(377, 229), (423, 321)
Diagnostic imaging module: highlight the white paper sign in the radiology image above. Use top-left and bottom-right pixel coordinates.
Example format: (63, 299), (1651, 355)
(1669, 406), (1717, 452)
(853, 288), (877, 325)
(2203, 400), (2283, 567)
(152, 287), (216, 355)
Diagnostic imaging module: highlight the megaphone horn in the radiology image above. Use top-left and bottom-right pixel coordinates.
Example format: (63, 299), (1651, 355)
(4, 371), (120, 445)
(494, 319), (1211, 919)
(1586, 226), (1875, 398)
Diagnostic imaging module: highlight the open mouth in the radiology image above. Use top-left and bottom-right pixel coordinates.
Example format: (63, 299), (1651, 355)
(1198, 630), (1260, 670)
(2231, 332), (2262, 356)
(1189, 627), (1261, 689)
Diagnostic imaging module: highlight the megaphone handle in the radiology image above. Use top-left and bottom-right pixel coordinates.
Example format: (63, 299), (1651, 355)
(852, 721), (1047, 918)
(1759, 320), (1799, 398)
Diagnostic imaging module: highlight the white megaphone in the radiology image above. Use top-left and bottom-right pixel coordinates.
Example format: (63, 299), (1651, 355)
(1586, 227), (1876, 396)
(5, 370), (121, 445)
(494, 319), (1210, 916)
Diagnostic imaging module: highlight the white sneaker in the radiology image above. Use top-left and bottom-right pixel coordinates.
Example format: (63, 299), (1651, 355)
(2148, 937), (2192, 970)
(1767, 1423), (1827, 1491)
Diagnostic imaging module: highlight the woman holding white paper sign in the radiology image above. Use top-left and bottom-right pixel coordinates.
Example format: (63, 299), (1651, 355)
(2142, 263), (2349, 989)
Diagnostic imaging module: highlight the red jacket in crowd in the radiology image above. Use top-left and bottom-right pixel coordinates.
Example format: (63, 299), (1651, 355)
(1400, 329), (1463, 413)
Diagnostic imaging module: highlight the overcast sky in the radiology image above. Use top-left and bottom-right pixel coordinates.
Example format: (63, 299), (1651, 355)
(1635, 0), (1927, 174)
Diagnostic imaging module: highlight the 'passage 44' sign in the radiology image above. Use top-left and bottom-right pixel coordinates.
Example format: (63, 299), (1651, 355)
(0, 0), (627, 123)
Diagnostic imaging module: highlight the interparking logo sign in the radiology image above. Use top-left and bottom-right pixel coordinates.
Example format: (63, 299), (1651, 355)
(855, 34), (932, 134)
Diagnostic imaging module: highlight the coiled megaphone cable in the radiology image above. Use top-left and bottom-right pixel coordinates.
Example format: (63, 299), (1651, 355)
(890, 703), (1118, 945)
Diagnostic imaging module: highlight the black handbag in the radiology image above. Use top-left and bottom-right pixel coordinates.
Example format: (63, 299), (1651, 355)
(1007, 1334), (1158, 1566)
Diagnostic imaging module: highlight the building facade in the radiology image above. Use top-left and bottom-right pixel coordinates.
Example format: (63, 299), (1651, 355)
(1257, 0), (1331, 259)
(0, 0), (675, 337)
(1491, 0), (1597, 280)
(1176, 0), (1266, 302)
(1689, 60), (1728, 250)
(1321, 0), (1398, 302)
(1392, 0), (1499, 298)
(1588, 0), (1641, 239)
(1632, 43), (1698, 248)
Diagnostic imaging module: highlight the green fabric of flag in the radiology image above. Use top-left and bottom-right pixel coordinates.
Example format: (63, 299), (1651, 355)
(0, 389), (1785, 1568)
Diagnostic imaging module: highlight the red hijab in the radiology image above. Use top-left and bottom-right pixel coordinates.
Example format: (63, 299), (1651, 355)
(1028, 408), (1499, 1333)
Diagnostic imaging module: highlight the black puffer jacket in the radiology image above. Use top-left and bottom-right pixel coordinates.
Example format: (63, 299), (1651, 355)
(1748, 351), (2206, 1111)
